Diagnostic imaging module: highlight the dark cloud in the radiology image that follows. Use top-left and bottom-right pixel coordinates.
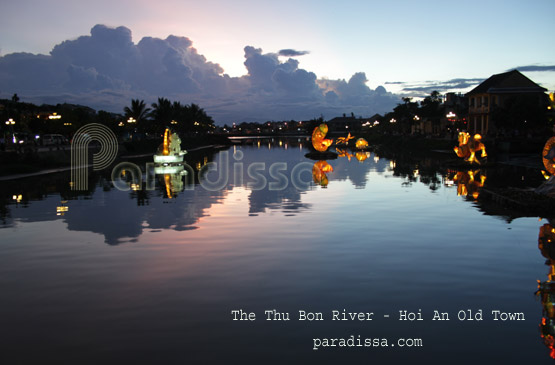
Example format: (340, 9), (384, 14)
(512, 65), (555, 72)
(0, 24), (399, 123)
(278, 49), (309, 57)
(400, 78), (484, 97)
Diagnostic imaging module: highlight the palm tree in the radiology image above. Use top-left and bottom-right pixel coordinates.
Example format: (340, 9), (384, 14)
(151, 97), (174, 134)
(188, 103), (215, 132)
(124, 99), (151, 123)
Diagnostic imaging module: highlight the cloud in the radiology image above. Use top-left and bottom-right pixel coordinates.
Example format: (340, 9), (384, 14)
(512, 65), (555, 72)
(0, 24), (400, 123)
(278, 49), (309, 57)
(400, 78), (484, 97)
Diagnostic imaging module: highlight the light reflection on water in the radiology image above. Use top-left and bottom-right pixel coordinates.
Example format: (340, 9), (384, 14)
(0, 138), (553, 364)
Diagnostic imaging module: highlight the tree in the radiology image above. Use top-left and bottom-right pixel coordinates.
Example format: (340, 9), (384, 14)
(151, 98), (173, 123)
(393, 97), (419, 134)
(11, 93), (19, 103)
(420, 91), (443, 133)
(124, 99), (151, 122)
(124, 99), (151, 134)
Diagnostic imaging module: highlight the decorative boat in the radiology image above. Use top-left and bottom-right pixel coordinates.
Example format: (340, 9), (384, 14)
(154, 128), (187, 165)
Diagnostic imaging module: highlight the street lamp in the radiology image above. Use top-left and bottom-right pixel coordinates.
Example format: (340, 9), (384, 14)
(127, 117), (136, 124)
(5, 118), (16, 144)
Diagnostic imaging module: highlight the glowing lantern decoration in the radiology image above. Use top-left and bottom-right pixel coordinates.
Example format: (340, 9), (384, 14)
(163, 128), (170, 155)
(336, 133), (355, 145)
(536, 222), (555, 359)
(454, 132), (487, 164)
(154, 128), (187, 164)
(542, 137), (555, 178)
(355, 138), (368, 149)
(312, 160), (333, 187)
(311, 124), (333, 152)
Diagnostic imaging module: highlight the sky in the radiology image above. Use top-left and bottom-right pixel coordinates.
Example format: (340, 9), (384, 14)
(0, 0), (554, 124)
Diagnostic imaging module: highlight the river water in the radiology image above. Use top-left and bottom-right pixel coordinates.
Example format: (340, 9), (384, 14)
(0, 137), (553, 364)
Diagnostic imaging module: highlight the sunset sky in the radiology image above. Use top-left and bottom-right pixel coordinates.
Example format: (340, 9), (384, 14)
(1, 0), (554, 123)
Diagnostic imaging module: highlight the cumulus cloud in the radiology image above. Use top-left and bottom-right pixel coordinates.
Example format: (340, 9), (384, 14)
(278, 49), (309, 57)
(0, 24), (400, 123)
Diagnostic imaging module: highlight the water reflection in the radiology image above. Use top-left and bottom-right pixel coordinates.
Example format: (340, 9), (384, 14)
(312, 161), (333, 187)
(447, 169), (487, 199)
(0, 137), (545, 244)
(335, 148), (353, 161)
(2, 136), (555, 363)
(536, 219), (555, 359)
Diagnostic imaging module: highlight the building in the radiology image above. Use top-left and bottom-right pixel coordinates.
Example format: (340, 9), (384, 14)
(326, 115), (369, 133)
(466, 70), (547, 135)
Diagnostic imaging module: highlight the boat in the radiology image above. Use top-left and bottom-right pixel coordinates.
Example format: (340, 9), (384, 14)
(153, 128), (187, 165)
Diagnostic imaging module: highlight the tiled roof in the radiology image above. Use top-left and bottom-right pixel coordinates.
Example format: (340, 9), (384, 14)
(467, 69), (546, 95)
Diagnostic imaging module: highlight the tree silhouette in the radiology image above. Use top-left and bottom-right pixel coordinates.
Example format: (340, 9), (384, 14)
(150, 97), (173, 134)
(124, 99), (151, 122)
(124, 99), (151, 134)
(420, 91), (443, 132)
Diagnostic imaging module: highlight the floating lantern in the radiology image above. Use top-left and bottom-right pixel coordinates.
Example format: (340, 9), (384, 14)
(355, 138), (368, 149)
(311, 124), (333, 152)
(336, 133), (355, 145)
(154, 128), (187, 164)
(536, 222), (555, 359)
(542, 137), (555, 178)
(454, 132), (487, 164)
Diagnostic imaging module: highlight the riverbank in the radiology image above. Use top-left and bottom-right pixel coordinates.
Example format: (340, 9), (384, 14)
(0, 134), (231, 180)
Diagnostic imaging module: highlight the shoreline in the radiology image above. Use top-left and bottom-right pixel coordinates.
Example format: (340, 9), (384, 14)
(0, 144), (229, 181)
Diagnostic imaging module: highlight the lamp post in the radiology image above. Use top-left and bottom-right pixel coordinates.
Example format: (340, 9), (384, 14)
(5, 118), (16, 146)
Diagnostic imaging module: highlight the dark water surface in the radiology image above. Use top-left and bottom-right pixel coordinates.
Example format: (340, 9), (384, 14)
(1, 138), (553, 364)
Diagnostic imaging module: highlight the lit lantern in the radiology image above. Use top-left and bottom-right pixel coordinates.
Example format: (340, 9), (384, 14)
(154, 128), (186, 164)
(536, 223), (555, 359)
(311, 124), (333, 152)
(454, 132), (487, 164)
(355, 138), (368, 149)
(336, 133), (355, 145)
(542, 137), (555, 178)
